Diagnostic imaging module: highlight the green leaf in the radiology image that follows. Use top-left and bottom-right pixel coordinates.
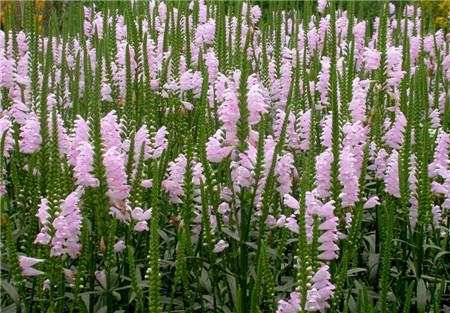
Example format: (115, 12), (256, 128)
(1, 280), (19, 302)
(416, 278), (427, 313)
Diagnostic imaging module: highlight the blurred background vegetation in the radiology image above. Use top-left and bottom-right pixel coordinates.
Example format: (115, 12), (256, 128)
(0, 0), (449, 34)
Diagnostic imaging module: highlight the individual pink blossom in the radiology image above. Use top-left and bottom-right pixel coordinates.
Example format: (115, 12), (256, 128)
(131, 207), (152, 232)
(140, 179), (153, 188)
(114, 240), (126, 253)
(285, 216), (299, 233)
(19, 114), (41, 154)
(213, 240), (229, 253)
(96, 270), (107, 289)
(284, 194), (300, 211)
(432, 205), (442, 228)
(19, 256), (45, 277)
(363, 196), (380, 209)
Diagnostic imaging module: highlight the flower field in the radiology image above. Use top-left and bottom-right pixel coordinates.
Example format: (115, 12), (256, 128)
(0, 1), (449, 312)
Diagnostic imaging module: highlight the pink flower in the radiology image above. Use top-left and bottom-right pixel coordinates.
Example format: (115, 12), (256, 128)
(384, 150), (400, 198)
(74, 142), (99, 187)
(339, 146), (359, 207)
(316, 56), (331, 105)
(429, 131), (449, 177)
(114, 240), (126, 253)
(0, 116), (14, 157)
(318, 0), (327, 13)
(247, 74), (268, 125)
(134, 125), (150, 161)
(100, 111), (123, 151)
(140, 179), (153, 188)
(284, 194), (300, 211)
(205, 49), (219, 81)
(349, 78), (370, 122)
(383, 110), (407, 150)
(101, 83), (113, 102)
(276, 292), (300, 313)
(19, 114), (41, 154)
(213, 240), (229, 253)
(363, 48), (381, 71)
(363, 196), (380, 209)
(320, 115), (332, 148)
(103, 147), (130, 205)
(305, 265), (335, 311)
(162, 154), (187, 203)
(285, 216), (299, 233)
(231, 145), (256, 189)
(19, 256), (45, 277)
(218, 83), (240, 144)
(96, 270), (107, 289)
(206, 129), (232, 163)
(0, 52), (14, 88)
(315, 149), (333, 199)
(194, 19), (215, 45)
(68, 116), (90, 166)
(51, 188), (84, 258)
(276, 153), (295, 194)
(298, 110), (312, 151)
(251, 5), (262, 23)
(316, 200), (339, 261)
(149, 126), (168, 159)
(131, 207), (152, 232)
